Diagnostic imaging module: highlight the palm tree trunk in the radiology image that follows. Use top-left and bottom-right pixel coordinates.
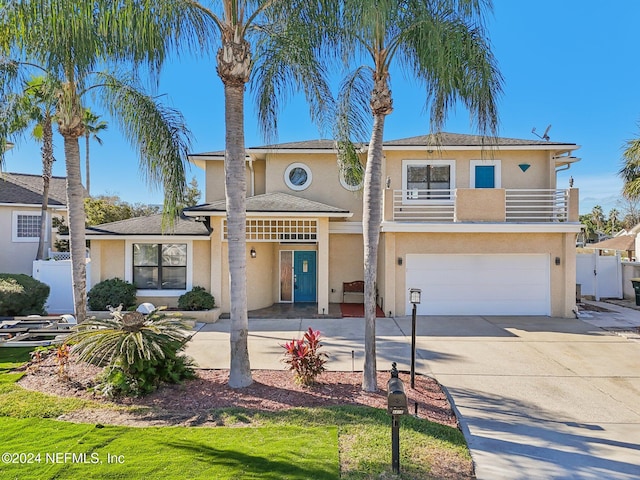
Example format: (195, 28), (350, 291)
(63, 134), (87, 323)
(362, 111), (386, 392)
(36, 117), (54, 260)
(225, 82), (252, 388)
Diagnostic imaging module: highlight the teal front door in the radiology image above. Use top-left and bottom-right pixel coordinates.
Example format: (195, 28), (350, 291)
(475, 165), (495, 188)
(294, 251), (316, 302)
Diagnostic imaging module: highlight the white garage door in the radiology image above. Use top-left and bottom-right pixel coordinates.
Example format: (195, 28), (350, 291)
(405, 254), (550, 315)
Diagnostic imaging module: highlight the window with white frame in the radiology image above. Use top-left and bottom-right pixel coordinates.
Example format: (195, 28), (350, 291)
(402, 160), (455, 202)
(12, 211), (44, 242)
(132, 243), (187, 290)
(284, 162), (312, 191)
(470, 160), (501, 188)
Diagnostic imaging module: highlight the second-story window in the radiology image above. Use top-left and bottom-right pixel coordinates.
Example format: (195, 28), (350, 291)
(284, 163), (312, 191)
(403, 160), (454, 201)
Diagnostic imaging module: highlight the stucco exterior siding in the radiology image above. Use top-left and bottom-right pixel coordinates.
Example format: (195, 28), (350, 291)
(264, 153), (365, 221)
(328, 233), (365, 304)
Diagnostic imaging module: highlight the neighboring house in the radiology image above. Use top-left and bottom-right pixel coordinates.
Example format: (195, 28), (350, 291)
(0, 172), (68, 274)
(86, 132), (581, 317)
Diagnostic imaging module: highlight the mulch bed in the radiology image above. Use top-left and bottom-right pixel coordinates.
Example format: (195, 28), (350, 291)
(17, 355), (458, 428)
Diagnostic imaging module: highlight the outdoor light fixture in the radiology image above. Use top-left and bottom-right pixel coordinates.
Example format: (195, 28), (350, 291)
(555, 256), (561, 266)
(250, 247), (257, 258)
(409, 288), (421, 389)
(409, 288), (421, 305)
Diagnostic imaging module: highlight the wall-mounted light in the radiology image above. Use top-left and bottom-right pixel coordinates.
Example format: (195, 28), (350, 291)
(386, 176), (391, 189)
(250, 247), (257, 258)
(397, 257), (403, 266)
(518, 163), (531, 172)
(555, 256), (561, 266)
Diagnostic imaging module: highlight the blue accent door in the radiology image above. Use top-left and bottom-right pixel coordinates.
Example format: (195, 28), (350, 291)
(294, 251), (317, 302)
(475, 165), (495, 188)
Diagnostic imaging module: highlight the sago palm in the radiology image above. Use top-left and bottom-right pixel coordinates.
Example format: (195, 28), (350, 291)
(334, 0), (503, 391)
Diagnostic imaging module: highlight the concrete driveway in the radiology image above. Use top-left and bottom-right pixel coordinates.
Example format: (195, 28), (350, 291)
(186, 312), (640, 479)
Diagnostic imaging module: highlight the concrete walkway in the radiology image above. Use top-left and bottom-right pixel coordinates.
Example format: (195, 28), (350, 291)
(185, 306), (640, 480)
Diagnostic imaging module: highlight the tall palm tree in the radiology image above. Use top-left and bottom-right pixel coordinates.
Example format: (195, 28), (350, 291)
(1, 0), (213, 323)
(1, 75), (57, 260)
(335, 0), (502, 391)
(82, 109), (108, 196)
(195, 1), (335, 388)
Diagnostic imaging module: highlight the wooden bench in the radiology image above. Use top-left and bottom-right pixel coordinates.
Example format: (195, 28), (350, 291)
(343, 280), (365, 303)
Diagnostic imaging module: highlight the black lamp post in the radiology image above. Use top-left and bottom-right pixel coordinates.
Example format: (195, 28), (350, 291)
(409, 288), (421, 389)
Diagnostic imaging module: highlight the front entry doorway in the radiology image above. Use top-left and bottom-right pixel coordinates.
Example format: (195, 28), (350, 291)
(280, 250), (317, 303)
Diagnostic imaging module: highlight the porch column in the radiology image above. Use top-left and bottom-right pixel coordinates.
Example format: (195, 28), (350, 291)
(317, 217), (329, 315)
(210, 217), (223, 312)
(384, 232), (397, 317)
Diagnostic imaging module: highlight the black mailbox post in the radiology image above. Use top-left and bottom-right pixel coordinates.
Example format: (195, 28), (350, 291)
(387, 363), (407, 474)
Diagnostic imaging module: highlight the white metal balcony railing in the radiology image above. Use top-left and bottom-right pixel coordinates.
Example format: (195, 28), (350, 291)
(393, 189), (455, 222)
(505, 189), (569, 222)
(391, 189), (569, 223)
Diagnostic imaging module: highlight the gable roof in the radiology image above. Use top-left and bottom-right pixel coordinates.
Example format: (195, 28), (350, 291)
(184, 192), (351, 217)
(85, 213), (211, 237)
(0, 172), (68, 206)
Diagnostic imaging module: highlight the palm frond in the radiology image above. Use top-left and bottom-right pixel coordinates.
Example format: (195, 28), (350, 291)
(621, 137), (640, 199)
(93, 71), (193, 223)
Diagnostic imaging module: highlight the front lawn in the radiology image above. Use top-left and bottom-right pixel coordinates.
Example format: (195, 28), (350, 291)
(0, 348), (474, 479)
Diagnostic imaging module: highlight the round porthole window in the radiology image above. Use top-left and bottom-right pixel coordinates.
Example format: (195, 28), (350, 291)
(339, 165), (364, 191)
(284, 163), (312, 191)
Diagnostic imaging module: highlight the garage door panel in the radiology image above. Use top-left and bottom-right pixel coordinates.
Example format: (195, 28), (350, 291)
(405, 254), (550, 315)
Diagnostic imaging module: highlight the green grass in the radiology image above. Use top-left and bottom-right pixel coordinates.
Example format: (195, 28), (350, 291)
(0, 349), (473, 479)
(0, 346), (32, 372)
(0, 417), (339, 479)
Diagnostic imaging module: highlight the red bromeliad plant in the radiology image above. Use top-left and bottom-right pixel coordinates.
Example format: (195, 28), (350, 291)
(282, 327), (328, 386)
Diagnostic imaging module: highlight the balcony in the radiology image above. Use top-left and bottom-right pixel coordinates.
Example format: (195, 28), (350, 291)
(389, 188), (577, 223)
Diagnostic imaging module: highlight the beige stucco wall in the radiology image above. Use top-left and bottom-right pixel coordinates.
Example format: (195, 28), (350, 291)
(264, 152), (364, 220)
(328, 233), (365, 303)
(89, 238), (213, 309)
(384, 231), (576, 318)
(0, 205), (62, 275)
(455, 189), (506, 222)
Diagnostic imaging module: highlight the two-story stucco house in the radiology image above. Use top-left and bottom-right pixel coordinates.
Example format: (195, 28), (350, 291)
(85, 132), (581, 318)
(0, 172), (68, 274)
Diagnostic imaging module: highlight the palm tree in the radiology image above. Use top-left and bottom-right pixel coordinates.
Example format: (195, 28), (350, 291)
(82, 109), (108, 196)
(2, 75), (57, 260)
(194, 1), (335, 388)
(334, 0), (502, 391)
(1, 0), (213, 323)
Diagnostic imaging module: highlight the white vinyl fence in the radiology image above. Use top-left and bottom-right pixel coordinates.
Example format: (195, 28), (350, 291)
(576, 252), (622, 300)
(32, 259), (91, 314)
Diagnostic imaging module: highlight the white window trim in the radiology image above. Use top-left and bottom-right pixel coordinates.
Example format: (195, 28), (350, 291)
(401, 159), (455, 205)
(339, 168), (363, 191)
(12, 210), (46, 243)
(284, 162), (312, 191)
(124, 239), (193, 297)
(470, 160), (502, 188)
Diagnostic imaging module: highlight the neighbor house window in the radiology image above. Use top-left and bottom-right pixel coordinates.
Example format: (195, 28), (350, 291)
(284, 162), (312, 191)
(402, 160), (455, 202)
(133, 243), (187, 290)
(12, 211), (43, 242)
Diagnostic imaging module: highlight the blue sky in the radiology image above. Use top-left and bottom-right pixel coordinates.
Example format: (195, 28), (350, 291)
(3, 0), (639, 215)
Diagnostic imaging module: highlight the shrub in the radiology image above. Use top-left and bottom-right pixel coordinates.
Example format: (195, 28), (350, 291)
(282, 327), (328, 386)
(65, 306), (195, 397)
(87, 278), (137, 311)
(178, 286), (215, 311)
(0, 274), (50, 316)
